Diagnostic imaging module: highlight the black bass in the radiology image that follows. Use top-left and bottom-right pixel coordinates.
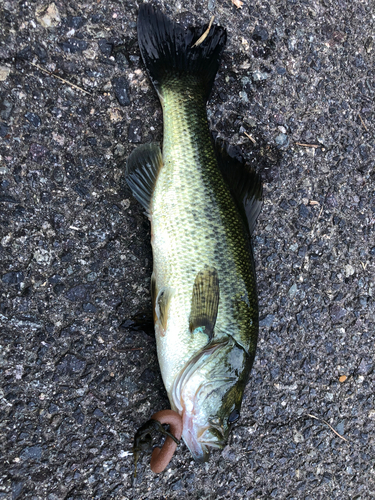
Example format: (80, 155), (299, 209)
(126, 4), (262, 462)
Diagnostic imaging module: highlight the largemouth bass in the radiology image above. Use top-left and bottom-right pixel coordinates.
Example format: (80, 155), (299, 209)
(126, 4), (263, 462)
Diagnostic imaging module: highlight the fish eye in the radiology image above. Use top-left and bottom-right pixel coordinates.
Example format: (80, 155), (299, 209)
(228, 409), (240, 424)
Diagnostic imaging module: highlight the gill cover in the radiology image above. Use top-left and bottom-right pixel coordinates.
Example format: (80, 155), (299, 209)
(171, 339), (252, 462)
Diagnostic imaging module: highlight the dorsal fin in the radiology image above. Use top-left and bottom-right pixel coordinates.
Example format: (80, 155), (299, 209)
(214, 139), (263, 235)
(125, 143), (163, 211)
(189, 266), (220, 341)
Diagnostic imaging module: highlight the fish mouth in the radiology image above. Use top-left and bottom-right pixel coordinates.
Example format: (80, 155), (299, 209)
(182, 412), (225, 462)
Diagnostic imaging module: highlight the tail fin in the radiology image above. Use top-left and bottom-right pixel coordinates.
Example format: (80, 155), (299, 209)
(137, 4), (227, 101)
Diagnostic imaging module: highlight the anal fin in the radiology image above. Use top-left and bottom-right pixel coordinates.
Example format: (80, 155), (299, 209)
(155, 286), (174, 332)
(189, 266), (220, 341)
(151, 273), (157, 324)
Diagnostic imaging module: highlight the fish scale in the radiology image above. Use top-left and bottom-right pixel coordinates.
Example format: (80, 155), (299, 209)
(152, 84), (258, 393)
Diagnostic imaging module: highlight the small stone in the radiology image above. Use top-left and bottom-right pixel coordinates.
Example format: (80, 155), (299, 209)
(252, 25), (269, 41)
(287, 37), (297, 53)
(330, 305), (347, 323)
(86, 272), (98, 282)
(53, 283), (65, 295)
(98, 39), (113, 57)
(128, 119), (142, 143)
(112, 77), (131, 106)
(239, 91), (249, 102)
(29, 143), (49, 163)
(310, 58), (321, 72)
(86, 137), (97, 146)
(66, 16), (86, 29)
(140, 368), (156, 383)
(286, 59), (298, 75)
(25, 112), (41, 127)
(339, 375), (347, 383)
(0, 122), (8, 137)
(275, 133), (289, 147)
(365, 36), (373, 54)
(115, 144), (125, 156)
(120, 319), (135, 329)
(35, 3), (61, 28)
(33, 249), (52, 264)
(252, 70), (270, 81)
(171, 480), (183, 491)
(12, 481), (24, 500)
(34, 43), (48, 64)
(2, 271), (24, 284)
(293, 431), (304, 443)
(0, 65), (11, 81)
(109, 108), (123, 122)
(244, 117), (257, 128)
(252, 45), (271, 59)
(299, 204), (310, 219)
(20, 445), (42, 460)
(353, 55), (365, 68)
(345, 264), (355, 277)
(60, 38), (88, 54)
(259, 314), (275, 327)
(359, 296), (368, 307)
(358, 358), (373, 375)
(17, 46), (33, 61)
(208, 0), (216, 11)
(323, 472), (332, 483)
(52, 167), (64, 183)
(358, 144), (368, 160)
(222, 445), (237, 461)
(0, 194), (17, 203)
(66, 284), (90, 302)
(83, 302), (97, 313)
(57, 354), (85, 374)
(288, 284), (298, 297)
(83, 48), (97, 60)
(0, 99), (13, 120)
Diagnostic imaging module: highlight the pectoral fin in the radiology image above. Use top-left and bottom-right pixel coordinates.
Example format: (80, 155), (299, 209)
(189, 266), (220, 341)
(125, 143), (163, 212)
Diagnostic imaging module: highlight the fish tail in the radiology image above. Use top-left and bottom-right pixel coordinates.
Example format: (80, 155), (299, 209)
(137, 4), (227, 101)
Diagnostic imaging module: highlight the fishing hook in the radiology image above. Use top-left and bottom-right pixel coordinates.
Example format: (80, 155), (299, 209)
(150, 410), (183, 473)
(133, 409), (183, 476)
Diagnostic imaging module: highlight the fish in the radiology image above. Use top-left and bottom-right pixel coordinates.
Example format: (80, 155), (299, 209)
(126, 3), (263, 463)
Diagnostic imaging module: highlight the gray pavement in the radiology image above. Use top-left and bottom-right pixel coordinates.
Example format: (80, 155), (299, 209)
(0, 0), (374, 498)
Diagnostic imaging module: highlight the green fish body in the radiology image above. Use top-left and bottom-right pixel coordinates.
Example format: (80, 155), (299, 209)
(126, 4), (262, 462)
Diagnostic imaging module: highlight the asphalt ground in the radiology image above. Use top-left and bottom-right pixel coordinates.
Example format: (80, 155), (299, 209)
(0, 0), (374, 498)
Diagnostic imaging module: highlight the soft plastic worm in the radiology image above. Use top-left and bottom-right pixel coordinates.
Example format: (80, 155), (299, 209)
(150, 410), (183, 473)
